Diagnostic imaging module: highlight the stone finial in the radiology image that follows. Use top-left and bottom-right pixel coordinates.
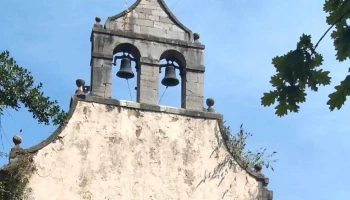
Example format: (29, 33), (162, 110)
(206, 98), (215, 112)
(9, 135), (24, 164)
(193, 33), (200, 42)
(94, 17), (103, 29)
(75, 79), (85, 95)
(254, 163), (264, 176)
(13, 135), (22, 146)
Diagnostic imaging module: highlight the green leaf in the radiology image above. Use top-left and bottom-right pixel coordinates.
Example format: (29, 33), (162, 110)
(288, 102), (300, 113)
(0, 51), (68, 126)
(297, 34), (312, 49)
(312, 53), (324, 67)
(275, 101), (288, 117)
(323, 0), (341, 13)
(332, 25), (350, 61)
(269, 75), (284, 88)
(261, 91), (278, 106)
(272, 56), (284, 71)
(327, 75), (350, 111)
(289, 49), (304, 65)
(313, 69), (332, 85)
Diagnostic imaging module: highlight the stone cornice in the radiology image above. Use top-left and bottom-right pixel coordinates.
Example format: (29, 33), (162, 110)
(91, 28), (205, 50)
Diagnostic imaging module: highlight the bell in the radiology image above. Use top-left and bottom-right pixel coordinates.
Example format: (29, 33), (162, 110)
(161, 66), (179, 87)
(116, 58), (134, 79)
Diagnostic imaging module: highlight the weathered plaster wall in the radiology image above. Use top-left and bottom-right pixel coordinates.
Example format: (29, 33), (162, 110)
(26, 101), (261, 200)
(106, 0), (189, 40)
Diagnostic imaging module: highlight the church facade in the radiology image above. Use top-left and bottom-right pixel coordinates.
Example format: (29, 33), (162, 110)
(1, 0), (273, 199)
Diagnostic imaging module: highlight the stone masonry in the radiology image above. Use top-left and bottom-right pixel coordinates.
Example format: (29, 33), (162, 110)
(90, 0), (205, 110)
(105, 0), (192, 41)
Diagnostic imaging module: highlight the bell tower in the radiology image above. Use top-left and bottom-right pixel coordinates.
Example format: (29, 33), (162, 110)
(90, 0), (205, 110)
(0, 1), (273, 199)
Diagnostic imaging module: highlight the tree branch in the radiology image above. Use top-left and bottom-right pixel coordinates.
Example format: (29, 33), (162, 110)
(313, 8), (350, 52)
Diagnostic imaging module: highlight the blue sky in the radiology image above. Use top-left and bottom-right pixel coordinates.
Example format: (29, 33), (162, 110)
(1, 0), (349, 199)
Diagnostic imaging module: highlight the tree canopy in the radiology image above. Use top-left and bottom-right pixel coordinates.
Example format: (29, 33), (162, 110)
(261, 0), (350, 116)
(0, 51), (67, 126)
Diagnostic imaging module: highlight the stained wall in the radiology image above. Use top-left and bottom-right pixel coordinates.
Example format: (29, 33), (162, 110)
(25, 100), (262, 200)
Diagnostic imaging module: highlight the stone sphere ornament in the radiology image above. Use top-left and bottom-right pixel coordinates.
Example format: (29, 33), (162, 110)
(13, 135), (22, 145)
(95, 17), (101, 23)
(76, 79), (85, 87)
(206, 98), (215, 112)
(193, 32), (200, 41)
(206, 98), (215, 107)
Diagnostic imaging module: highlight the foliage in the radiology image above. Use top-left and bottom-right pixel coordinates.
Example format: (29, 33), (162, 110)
(0, 50), (67, 125)
(261, 1), (350, 116)
(0, 150), (35, 199)
(222, 123), (277, 171)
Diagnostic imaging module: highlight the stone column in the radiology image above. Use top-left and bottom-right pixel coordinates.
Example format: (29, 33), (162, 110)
(90, 21), (113, 98)
(137, 57), (159, 105)
(181, 70), (204, 111)
(90, 53), (113, 98)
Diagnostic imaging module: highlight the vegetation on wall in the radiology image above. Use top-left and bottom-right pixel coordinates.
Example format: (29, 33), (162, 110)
(222, 123), (277, 172)
(261, 1), (350, 116)
(0, 50), (68, 199)
(0, 150), (35, 199)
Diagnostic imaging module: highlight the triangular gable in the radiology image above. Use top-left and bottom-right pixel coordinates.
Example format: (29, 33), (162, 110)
(105, 0), (193, 41)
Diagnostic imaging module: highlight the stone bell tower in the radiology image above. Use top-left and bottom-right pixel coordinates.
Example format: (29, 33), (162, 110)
(90, 0), (204, 110)
(0, 1), (273, 200)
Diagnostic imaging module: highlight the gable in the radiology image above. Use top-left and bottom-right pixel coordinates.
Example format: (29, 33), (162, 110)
(23, 100), (265, 199)
(105, 0), (192, 41)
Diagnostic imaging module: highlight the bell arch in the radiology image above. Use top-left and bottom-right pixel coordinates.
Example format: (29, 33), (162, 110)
(113, 43), (141, 70)
(159, 50), (186, 108)
(112, 43), (141, 101)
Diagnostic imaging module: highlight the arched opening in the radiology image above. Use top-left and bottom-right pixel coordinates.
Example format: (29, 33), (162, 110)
(112, 43), (141, 101)
(159, 50), (186, 108)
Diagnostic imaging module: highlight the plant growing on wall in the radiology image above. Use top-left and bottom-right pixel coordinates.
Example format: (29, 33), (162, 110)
(0, 50), (68, 198)
(0, 150), (36, 199)
(222, 123), (277, 171)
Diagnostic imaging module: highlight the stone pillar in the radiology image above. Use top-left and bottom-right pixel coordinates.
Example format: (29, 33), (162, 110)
(90, 18), (113, 98)
(181, 70), (204, 111)
(90, 53), (113, 98)
(137, 57), (159, 104)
